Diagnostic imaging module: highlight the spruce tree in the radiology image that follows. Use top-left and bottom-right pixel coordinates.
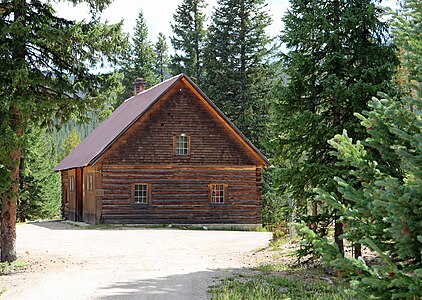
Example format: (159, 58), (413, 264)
(154, 32), (169, 82)
(313, 84), (422, 299)
(203, 0), (273, 149)
(392, 0), (422, 84)
(0, 0), (125, 262)
(309, 3), (422, 296)
(170, 0), (206, 82)
(118, 10), (156, 102)
(59, 129), (81, 161)
(272, 0), (398, 251)
(18, 128), (61, 222)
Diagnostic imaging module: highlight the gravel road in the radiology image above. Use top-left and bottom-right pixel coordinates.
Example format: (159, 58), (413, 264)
(0, 221), (272, 299)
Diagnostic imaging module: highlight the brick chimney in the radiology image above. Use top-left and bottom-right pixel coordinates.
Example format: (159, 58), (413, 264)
(134, 78), (146, 95)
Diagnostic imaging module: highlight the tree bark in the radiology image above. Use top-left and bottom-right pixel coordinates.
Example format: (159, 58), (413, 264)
(354, 243), (362, 258)
(311, 201), (318, 232)
(334, 210), (344, 254)
(1, 108), (22, 262)
(1, 0), (26, 262)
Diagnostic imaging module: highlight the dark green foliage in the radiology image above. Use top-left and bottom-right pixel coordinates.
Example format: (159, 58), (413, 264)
(203, 0), (273, 149)
(313, 85), (422, 299)
(0, 0), (126, 261)
(58, 129), (81, 161)
(154, 32), (170, 82)
(117, 10), (156, 103)
(170, 0), (206, 82)
(0, 1), (126, 126)
(17, 128), (61, 221)
(391, 0), (422, 83)
(271, 0), (398, 229)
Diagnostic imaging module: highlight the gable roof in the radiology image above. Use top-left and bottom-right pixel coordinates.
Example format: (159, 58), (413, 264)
(55, 74), (270, 171)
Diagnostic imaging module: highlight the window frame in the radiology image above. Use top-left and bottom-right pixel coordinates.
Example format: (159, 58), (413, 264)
(86, 173), (94, 192)
(209, 184), (227, 204)
(69, 175), (75, 193)
(131, 183), (151, 205)
(173, 134), (191, 156)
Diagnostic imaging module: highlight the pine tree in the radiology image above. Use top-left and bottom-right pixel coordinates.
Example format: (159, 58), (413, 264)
(308, 3), (422, 297)
(312, 83), (422, 299)
(0, 0), (126, 262)
(170, 0), (207, 82)
(271, 0), (398, 252)
(203, 0), (273, 149)
(118, 10), (156, 102)
(18, 128), (61, 222)
(59, 129), (81, 161)
(154, 33), (169, 82)
(392, 0), (422, 84)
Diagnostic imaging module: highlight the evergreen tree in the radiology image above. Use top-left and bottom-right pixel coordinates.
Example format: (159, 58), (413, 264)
(18, 128), (61, 222)
(307, 3), (422, 297)
(203, 0), (273, 149)
(118, 10), (156, 102)
(170, 0), (207, 82)
(392, 0), (422, 84)
(59, 129), (81, 161)
(312, 84), (422, 299)
(154, 32), (169, 82)
(0, 0), (126, 262)
(271, 0), (398, 252)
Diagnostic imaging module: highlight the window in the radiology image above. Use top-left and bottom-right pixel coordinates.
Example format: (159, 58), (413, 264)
(174, 134), (190, 156)
(210, 184), (226, 204)
(132, 184), (150, 205)
(86, 173), (94, 192)
(69, 176), (75, 192)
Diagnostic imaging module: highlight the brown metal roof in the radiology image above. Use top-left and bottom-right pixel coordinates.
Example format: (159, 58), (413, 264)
(54, 73), (270, 171)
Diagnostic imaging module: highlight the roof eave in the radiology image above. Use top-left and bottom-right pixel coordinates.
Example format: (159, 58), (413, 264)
(88, 74), (185, 167)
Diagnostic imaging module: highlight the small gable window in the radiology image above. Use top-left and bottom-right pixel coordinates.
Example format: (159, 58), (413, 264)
(210, 184), (226, 204)
(174, 134), (190, 156)
(132, 183), (150, 205)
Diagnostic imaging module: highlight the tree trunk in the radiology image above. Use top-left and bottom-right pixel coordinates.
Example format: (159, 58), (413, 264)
(354, 243), (362, 258)
(311, 202), (318, 232)
(1, 189), (18, 262)
(334, 210), (344, 254)
(1, 108), (22, 262)
(1, 0), (26, 262)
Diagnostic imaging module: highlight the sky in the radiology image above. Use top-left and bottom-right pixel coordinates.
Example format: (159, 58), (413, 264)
(54, 0), (289, 44)
(54, 0), (398, 50)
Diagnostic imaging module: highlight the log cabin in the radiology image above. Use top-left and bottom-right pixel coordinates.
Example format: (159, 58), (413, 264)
(55, 74), (270, 226)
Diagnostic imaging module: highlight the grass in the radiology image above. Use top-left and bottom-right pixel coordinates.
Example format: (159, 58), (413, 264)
(210, 234), (350, 300)
(0, 260), (29, 275)
(210, 273), (348, 300)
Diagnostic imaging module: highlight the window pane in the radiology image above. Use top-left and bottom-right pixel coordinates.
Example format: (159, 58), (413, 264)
(134, 184), (148, 204)
(211, 184), (225, 203)
(175, 135), (189, 156)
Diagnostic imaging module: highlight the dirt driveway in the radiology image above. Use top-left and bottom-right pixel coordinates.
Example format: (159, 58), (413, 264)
(0, 222), (272, 299)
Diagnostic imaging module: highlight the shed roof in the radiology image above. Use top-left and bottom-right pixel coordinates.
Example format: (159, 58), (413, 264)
(55, 74), (269, 171)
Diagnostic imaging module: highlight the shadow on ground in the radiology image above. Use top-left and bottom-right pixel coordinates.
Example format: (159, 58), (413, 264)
(96, 269), (244, 300)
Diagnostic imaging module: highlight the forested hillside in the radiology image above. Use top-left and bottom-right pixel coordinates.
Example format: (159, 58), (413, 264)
(1, 1), (420, 297)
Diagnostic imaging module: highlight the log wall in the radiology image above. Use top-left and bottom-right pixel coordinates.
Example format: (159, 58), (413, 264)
(101, 81), (259, 166)
(100, 165), (262, 224)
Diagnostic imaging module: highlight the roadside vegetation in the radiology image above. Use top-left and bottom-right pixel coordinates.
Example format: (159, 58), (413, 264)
(0, 260), (28, 275)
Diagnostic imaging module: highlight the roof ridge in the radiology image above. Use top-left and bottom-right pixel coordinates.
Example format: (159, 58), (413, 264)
(124, 74), (183, 103)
